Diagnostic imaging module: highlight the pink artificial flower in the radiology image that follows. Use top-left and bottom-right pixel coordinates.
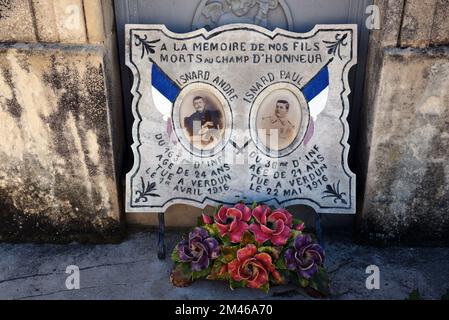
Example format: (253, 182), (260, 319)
(249, 205), (293, 246)
(202, 213), (212, 225)
(295, 221), (305, 232)
(214, 204), (252, 243)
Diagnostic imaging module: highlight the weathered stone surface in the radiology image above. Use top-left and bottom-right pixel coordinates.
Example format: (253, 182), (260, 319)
(32, 0), (59, 43)
(0, 44), (124, 242)
(358, 1), (403, 223)
(371, 0), (405, 48)
(400, 0), (437, 48)
(31, 0), (111, 44)
(359, 46), (449, 245)
(84, 0), (106, 44)
(431, 0), (449, 46)
(53, 0), (87, 43)
(0, 0), (36, 43)
(360, 0), (404, 154)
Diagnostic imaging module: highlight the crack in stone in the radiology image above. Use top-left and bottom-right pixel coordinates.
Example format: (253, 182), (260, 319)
(15, 281), (154, 300)
(0, 259), (151, 286)
(271, 289), (302, 298)
(16, 286), (98, 300)
(78, 258), (152, 271)
(328, 258), (354, 275)
(330, 289), (351, 299)
(0, 272), (55, 285)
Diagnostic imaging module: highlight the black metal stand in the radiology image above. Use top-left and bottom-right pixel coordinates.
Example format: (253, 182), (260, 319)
(158, 212), (166, 260)
(315, 211), (324, 248)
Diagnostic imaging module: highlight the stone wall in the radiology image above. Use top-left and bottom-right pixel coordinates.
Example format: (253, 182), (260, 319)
(1, 0), (448, 245)
(0, 0), (124, 242)
(358, 0), (449, 245)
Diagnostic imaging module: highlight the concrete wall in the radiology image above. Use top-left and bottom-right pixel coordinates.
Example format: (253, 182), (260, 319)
(358, 0), (449, 245)
(0, 0), (125, 242)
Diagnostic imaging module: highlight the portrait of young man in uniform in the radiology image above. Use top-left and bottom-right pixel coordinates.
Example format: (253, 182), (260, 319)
(260, 99), (296, 150)
(183, 96), (223, 150)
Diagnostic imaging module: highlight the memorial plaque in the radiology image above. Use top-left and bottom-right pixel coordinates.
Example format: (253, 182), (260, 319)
(125, 24), (357, 214)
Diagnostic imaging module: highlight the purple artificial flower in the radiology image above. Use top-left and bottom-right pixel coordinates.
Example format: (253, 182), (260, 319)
(176, 227), (220, 272)
(284, 234), (325, 279)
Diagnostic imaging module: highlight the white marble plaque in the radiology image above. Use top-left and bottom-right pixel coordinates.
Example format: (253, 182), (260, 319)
(125, 24), (357, 214)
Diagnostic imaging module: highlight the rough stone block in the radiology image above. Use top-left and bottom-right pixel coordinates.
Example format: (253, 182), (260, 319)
(0, 44), (124, 242)
(84, 0), (106, 44)
(53, 0), (87, 43)
(359, 46), (449, 245)
(0, 0), (36, 43)
(372, 0), (405, 48)
(32, 0), (108, 44)
(431, 0), (449, 46)
(400, 0), (437, 48)
(32, 0), (59, 43)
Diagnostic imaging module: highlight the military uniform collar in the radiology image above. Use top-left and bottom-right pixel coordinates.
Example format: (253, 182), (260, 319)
(270, 115), (291, 126)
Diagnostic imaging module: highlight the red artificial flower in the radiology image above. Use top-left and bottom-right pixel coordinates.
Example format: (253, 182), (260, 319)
(249, 205), (293, 246)
(218, 264), (228, 277)
(271, 270), (285, 285)
(214, 204), (252, 243)
(228, 244), (275, 289)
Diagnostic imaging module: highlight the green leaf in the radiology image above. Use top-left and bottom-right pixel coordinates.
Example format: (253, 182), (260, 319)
(264, 240), (273, 247)
(260, 283), (270, 293)
(218, 254), (228, 264)
(207, 260), (229, 281)
(221, 234), (232, 246)
(203, 224), (219, 238)
(298, 277), (309, 288)
(221, 246), (238, 263)
(214, 205), (223, 215)
(259, 246), (282, 260)
(251, 201), (258, 209)
(275, 256), (287, 270)
(196, 216), (205, 227)
(230, 279), (246, 290)
(180, 262), (192, 274)
(291, 230), (302, 239)
(284, 237), (295, 248)
(308, 266), (330, 297)
(241, 231), (257, 246)
(171, 246), (182, 263)
(407, 289), (423, 300)
(170, 263), (193, 287)
(289, 270), (300, 283)
(192, 265), (212, 281)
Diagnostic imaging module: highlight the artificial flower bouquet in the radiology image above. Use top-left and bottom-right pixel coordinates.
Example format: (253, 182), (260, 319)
(170, 203), (330, 297)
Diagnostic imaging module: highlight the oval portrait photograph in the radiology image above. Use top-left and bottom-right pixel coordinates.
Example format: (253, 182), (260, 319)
(173, 83), (231, 156)
(252, 84), (309, 156)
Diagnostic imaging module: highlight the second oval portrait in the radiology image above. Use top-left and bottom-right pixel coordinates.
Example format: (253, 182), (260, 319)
(250, 83), (310, 157)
